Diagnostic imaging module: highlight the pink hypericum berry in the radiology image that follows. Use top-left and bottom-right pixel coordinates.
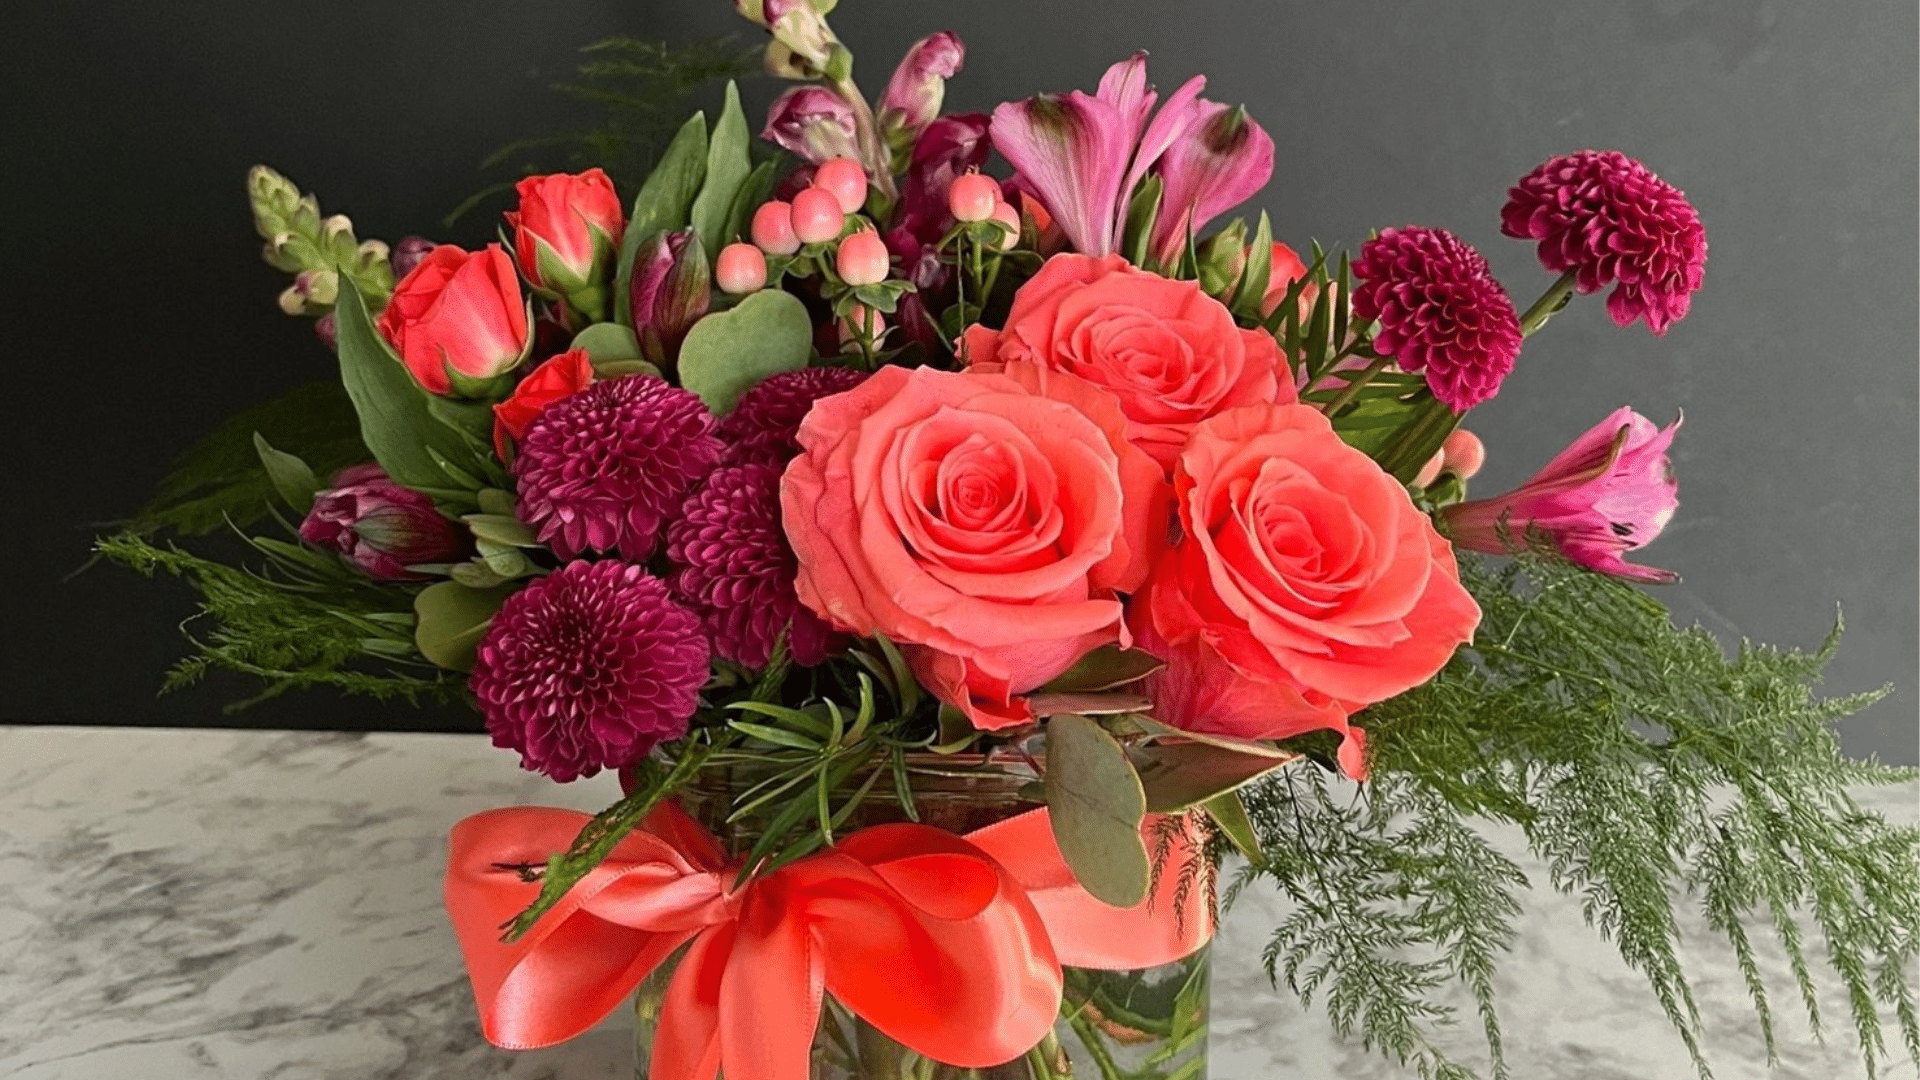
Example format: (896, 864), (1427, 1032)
(751, 200), (800, 255)
(813, 157), (869, 215)
(716, 243), (768, 295)
(948, 172), (1001, 223)
(836, 229), (890, 286)
(1413, 450), (1447, 489)
(790, 187), (846, 245)
(1442, 428), (1487, 480)
(987, 200), (1021, 251)
(838, 304), (886, 348)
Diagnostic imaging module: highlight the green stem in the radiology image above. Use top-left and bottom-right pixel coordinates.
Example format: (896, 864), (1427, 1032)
(1518, 269), (1579, 337)
(1317, 353), (1394, 417)
(832, 77), (899, 204)
(1066, 1011), (1127, 1080)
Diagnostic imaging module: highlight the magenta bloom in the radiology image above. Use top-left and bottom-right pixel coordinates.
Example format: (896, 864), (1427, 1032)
(1501, 150), (1706, 335)
(514, 375), (724, 561)
(667, 463), (841, 668)
(718, 366), (869, 467)
(1442, 407), (1682, 584)
(471, 560), (709, 783)
(763, 85), (861, 166)
(298, 464), (468, 580)
(989, 53), (1271, 260)
(1352, 226), (1523, 411)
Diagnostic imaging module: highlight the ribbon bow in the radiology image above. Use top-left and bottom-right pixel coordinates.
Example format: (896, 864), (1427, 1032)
(445, 802), (1211, 1080)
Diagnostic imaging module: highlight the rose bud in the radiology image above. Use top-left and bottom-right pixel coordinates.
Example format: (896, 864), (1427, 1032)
(790, 187), (846, 244)
(751, 200), (802, 255)
(378, 244), (530, 396)
(504, 169), (625, 319)
(877, 31), (965, 148)
(948, 172), (1000, 223)
(299, 465), (470, 581)
(813, 156), (869, 215)
(629, 229), (712, 368)
(835, 229), (890, 286)
(1442, 408), (1682, 584)
(492, 348), (595, 461)
(763, 86), (861, 165)
(716, 242), (769, 295)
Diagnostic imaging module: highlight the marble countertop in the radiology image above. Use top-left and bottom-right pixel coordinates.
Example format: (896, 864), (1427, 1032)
(0, 726), (1912, 1080)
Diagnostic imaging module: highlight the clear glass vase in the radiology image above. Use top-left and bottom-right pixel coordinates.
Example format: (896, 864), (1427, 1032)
(633, 756), (1213, 1079)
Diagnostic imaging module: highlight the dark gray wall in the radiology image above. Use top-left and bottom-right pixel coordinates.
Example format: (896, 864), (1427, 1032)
(7, 1), (1914, 763)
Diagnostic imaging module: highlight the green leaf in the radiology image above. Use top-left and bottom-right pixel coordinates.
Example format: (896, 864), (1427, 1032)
(1203, 790), (1264, 865)
(1026, 691), (1153, 717)
(413, 580), (518, 672)
(1124, 714), (1299, 759)
(334, 278), (485, 492)
(477, 488), (517, 517)
(1045, 713), (1151, 906)
(570, 321), (645, 364)
(690, 81), (751, 263)
(462, 513), (539, 548)
(130, 381), (368, 535)
(251, 433), (320, 513)
(677, 289), (814, 413)
(614, 112), (709, 327)
(1131, 741), (1300, 812)
(1122, 175), (1165, 270)
(1041, 645), (1165, 693)
(1232, 210), (1274, 316)
(722, 158), (782, 255)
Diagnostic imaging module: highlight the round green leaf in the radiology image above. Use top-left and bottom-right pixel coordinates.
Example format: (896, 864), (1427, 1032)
(677, 289), (814, 414)
(1044, 713), (1150, 907)
(414, 580), (518, 672)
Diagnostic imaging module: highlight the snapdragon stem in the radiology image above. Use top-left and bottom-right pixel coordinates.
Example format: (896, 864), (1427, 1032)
(1518, 269), (1579, 337)
(1318, 353), (1394, 417)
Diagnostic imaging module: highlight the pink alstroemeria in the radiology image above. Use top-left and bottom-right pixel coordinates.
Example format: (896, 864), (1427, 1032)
(1442, 407), (1683, 584)
(763, 86), (860, 165)
(1149, 102), (1274, 265)
(988, 53), (1270, 260)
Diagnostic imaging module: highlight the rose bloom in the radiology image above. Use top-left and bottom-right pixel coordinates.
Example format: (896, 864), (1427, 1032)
(782, 364), (1165, 729)
(961, 253), (1292, 472)
(1141, 402), (1480, 750)
(504, 169), (625, 296)
(377, 244), (528, 396)
(492, 348), (595, 460)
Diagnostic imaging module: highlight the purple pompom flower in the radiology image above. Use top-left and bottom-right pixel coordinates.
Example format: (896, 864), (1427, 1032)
(471, 560), (709, 783)
(718, 366), (869, 467)
(1352, 226), (1523, 411)
(667, 463), (841, 669)
(1501, 150), (1706, 335)
(513, 375), (724, 561)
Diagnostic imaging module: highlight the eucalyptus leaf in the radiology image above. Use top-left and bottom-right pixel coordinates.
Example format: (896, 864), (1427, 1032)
(677, 288), (814, 413)
(477, 488), (517, 517)
(615, 112), (709, 328)
(1040, 645), (1165, 693)
(1125, 714), (1299, 759)
(463, 513), (540, 548)
(570, 322), (646, 365)
(251, 433), (319, 513)
(1131, 741), (1300, 812)
(689, 81), (751, 262)
(1044, 713), (1150, 906)
(1026, 691), (1154, 717)
(414, 580), (518, 672)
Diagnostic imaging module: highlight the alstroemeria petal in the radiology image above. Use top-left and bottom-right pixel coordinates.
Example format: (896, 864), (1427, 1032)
(989, 91), (1134, 256)
(1149, 101), (1275, 265)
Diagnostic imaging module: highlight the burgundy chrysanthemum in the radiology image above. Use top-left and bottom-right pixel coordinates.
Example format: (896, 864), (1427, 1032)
(1352, 226), (1523, 411)
(471, 560), (709, 783)
(666, 463), (841, 668)
(1501, 150), (1706, 336)
(717, 366), (869, 467)
(513, 374), (724, 560)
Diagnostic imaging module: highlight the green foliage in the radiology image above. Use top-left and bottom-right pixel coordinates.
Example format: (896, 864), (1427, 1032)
(95, 530), (463, 711)
(676, 288), (815, 413)
(1234, 551), (1918, 1080)
(128, 381), (369, 536)
(447, 35), (757, 227)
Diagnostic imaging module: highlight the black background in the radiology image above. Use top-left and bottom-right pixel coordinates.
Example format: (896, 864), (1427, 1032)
(5, 1), (1915, 763)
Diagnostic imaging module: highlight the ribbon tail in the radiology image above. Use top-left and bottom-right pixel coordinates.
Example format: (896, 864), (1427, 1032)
(720, 892), (824, 1080)
(651, 924), (732, 1080)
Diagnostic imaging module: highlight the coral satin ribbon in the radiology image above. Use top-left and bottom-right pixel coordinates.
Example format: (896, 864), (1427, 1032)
(445, 802), (1212, 1080)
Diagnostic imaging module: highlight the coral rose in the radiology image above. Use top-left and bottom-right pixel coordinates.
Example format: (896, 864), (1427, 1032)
(961, 253), (1292, 471)
(781, 365), (1166, 729)
(377, 243), (528, 396)
(1143, 402), (1479, 721)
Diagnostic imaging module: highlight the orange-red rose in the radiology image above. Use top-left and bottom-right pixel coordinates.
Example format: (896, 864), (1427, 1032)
(378, 244), (529, 396)
(504, 169), (625, 297)
(492, 348), (595, 461)
(781, 365), (1166, 729)
(961, 253), (1293, 471)
(1140, 402), (1478, 751)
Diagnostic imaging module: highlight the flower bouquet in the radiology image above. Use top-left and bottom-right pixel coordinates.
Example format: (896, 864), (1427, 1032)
(103, 2), (1918, 1078)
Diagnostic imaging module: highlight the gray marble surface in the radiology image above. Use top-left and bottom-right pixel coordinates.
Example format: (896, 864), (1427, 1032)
(0, 726), (1911, 1080)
